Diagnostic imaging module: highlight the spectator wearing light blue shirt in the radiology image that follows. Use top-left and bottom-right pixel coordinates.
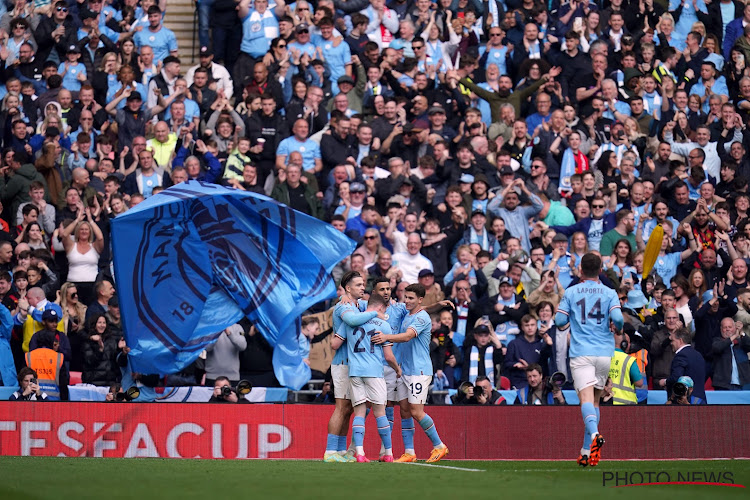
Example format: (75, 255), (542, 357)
(313, 17), (352, 95)
(133, 6), (178, 64)
(689, 61), (729, 114)
(58, 45), (87, 92)
(276, 118), (322, 175)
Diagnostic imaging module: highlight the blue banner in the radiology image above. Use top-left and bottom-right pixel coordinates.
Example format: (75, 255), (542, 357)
(111, 181), (354, 389)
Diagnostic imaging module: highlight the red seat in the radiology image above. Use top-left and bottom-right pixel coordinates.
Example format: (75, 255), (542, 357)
(69, 371), (82, 385)
(705, 377), (714, 391)
(499, 376), (511, 390)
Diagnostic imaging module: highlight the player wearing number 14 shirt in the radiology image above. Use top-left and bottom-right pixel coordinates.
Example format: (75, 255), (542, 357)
(373, 283), (449, 464)
(555, 254), (624, 468)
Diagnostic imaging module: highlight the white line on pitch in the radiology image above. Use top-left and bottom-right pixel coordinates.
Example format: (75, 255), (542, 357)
(402, 462), (486, 472)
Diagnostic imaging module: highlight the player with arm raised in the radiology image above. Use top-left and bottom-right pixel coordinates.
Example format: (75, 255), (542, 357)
(324, 271), (379, 463)
(554, 253), (624, 467)
(331, 293), (401, 462)
(367, 277), (455, 460)
(373, 283), (449, 463)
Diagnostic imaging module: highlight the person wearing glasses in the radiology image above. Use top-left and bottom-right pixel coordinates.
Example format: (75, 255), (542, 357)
(34, 1), (77, 64)
(543, 197), (616, 253)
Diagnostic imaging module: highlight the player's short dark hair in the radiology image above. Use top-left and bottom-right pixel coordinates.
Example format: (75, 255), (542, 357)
(372, 276), (390, 288)
(368, 293), (387, 308)
(405, 283), (426, 298)
(340, 271), (361, 289)
(580, 253), (602, 278)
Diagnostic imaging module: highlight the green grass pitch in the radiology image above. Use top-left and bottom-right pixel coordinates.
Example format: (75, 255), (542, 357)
(1, 457), (748, 500)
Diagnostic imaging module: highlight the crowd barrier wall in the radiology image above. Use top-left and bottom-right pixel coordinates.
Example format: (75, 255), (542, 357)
(0, 403), (747, 460)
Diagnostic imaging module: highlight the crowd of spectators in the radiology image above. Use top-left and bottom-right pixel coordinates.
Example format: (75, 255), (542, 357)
(1, 0), (750, 402)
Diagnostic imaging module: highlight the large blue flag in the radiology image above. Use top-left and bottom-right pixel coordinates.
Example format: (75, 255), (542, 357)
(111, 181), (354, 389)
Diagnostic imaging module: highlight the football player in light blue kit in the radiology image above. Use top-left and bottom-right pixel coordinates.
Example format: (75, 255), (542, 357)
(555, 253), (624, 467)
(373, 283), (449, 463)
(368, 277), (407, 459)
(324, 271), (379, 463)
(366, 277), (455, 460)
(332, 293), (401, 462)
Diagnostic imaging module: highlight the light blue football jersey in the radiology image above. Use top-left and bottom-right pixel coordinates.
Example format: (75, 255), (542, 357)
(332, 302), (375, 365)
(398, 309), (433, 376)
(557, 280), (620, 358)
(336, 317), (393, 378)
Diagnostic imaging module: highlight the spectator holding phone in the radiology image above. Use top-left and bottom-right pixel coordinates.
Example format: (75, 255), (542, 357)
(9, 367), (49, 401)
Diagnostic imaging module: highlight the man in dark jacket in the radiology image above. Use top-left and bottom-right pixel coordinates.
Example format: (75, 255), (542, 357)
(245, 94), (288, 181)
(34, 1), (78, 63)
(271, 163), (323, 219)
(320, 115), (356, 176)
(503, 314), (551, 389)
(0, 151), (47, 219)
(711, 317), (750, 391)
(662, 327), (707, 403)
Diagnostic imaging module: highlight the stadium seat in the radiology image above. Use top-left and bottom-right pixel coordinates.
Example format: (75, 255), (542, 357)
(705, 377), (714, 391)
(499, 376), (511, 390)
(69, 371), (82, 385)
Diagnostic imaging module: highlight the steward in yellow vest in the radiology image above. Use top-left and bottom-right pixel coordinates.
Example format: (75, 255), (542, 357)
(608, 331), (644, 405)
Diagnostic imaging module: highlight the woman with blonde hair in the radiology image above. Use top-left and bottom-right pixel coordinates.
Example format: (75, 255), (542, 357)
(654, 13), (686, 52)
(570, 231), (589, 267)
(57, 282), (88, 372)
(60, 206), (105, 305)
(623, 116), (647, 158)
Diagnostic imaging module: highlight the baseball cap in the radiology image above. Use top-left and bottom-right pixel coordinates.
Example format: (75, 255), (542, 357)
(337, 75), (355, 85)
(67, 44), (80, 53)
(199, 46), (213, 57)
(498, 276), (513, 287)
(428, 106), (446, 115)
(459, 173), (475, 184)
(401, 177), (413, 186)
(349, 182), (366, 193)
(295, 22), (310, 33)
(471, 209), (486, 218)
(499, 165), (514, 176)
(108, 296), (119, 308)
(418, 269), (434, 278)
(42, 309), (59, 322)
(677, 376), (694, 388)
(127, 91), (143, 102)
(389, 39), (406, 50)
(79, 8), (97, 20)
(473, 324), (490, 335)
(402, 123), (417, 133)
